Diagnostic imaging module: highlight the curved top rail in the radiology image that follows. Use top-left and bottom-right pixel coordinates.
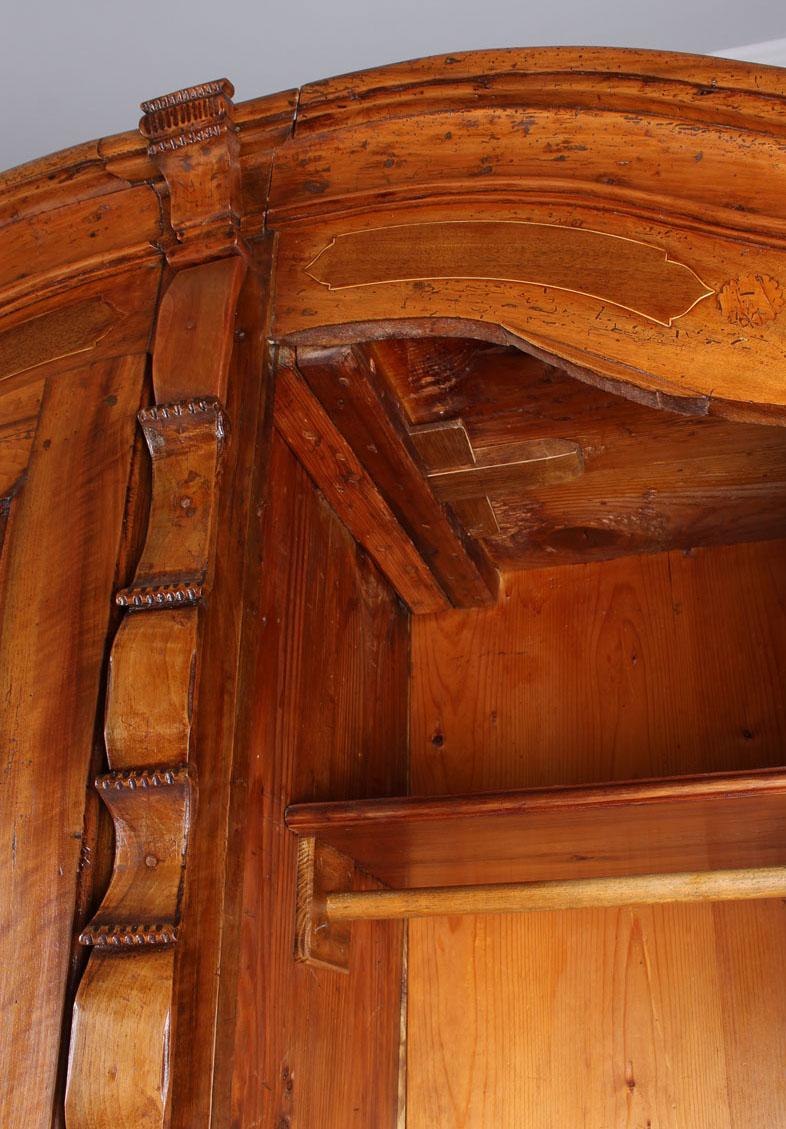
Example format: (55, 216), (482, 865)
(3, 48), (786, 421)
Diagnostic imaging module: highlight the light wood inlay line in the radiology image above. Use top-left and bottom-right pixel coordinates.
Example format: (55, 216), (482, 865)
(306, 221), (715, 326)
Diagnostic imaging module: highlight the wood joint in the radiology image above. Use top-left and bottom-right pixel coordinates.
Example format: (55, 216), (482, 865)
(292, 344), (500, 608)
(295, 837), (354, 973)
(409, 418), (584, 537)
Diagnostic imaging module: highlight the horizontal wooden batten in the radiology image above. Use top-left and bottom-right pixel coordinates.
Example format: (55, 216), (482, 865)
(286, 768), (786, 888)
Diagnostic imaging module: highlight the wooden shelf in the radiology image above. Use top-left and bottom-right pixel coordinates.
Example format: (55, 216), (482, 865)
(286, 768), (786, 889)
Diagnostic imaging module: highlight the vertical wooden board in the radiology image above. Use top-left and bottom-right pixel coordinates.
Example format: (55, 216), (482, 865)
(0, 379), (44, 495)
(408, 903), (786, 1129)
(712, 900), (786, 1124)
(410, 540), (786, 794)
(165, 262), (272, 1129)
(0, 355), (145, 1129)
(223, 435), (408, 1129)
(408, 539), (786, 1129)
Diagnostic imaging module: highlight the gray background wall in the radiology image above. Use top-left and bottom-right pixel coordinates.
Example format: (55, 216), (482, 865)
(2, 0), (784, 172)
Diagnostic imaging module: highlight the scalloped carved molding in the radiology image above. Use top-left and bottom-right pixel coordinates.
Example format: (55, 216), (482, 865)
(65, 259), (241, 1129)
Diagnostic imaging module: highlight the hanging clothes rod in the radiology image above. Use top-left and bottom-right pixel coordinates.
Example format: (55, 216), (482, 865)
(324, 866), (786, 922)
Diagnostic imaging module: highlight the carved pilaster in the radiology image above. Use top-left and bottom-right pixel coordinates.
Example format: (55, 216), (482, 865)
(65, 254), (242, 1128)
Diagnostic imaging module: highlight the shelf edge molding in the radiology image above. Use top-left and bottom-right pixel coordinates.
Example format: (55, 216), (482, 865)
(286, 768), (786, 890)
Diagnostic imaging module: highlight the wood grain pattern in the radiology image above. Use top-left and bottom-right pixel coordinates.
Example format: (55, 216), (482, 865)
(218, 434), (408, 1129)
(266, 48), (786, 422)
(0, 186), (162, 317)
(115, 398), (226, 607)
(0, 356), (145, 1129)
(105, 610), (198, 768)
(66, 950), (175, 1127)
(425, 437), (584, 502)
(326, 866), (786, 920)
(66, 254), (248, 1128)
(274, 359), (450, 613)
(166, 256), (274, 1129)
(78, 766), (192, 946)
(4, 46), (786, 1129)
(296, 343), (499, 606)
(391, 343), (786, 569)
(0, 301), (114, 380)
(274, 199), (786, 423)
(295, 836), (353, 971)
(152, 256), (245, 402)
(408, 902), (786, 1129)
(292, 48), (786, 136)
(407, 537), (786, 1129)
(8, 49), (786, 415)
(411, 539), (786, 792)
(0, 379), (44, 495)
(287, 768), (786, 888)
(306, 221), (713, 327)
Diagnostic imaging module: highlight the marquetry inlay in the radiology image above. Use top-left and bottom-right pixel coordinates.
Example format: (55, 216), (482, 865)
(306, 221), (714, 326)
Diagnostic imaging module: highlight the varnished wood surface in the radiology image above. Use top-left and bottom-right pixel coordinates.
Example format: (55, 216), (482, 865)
(151, 256), (245, 400)
(0, 265), (161, 396)
(105, 610), (198, 767)
(295, 837), (353, 971)
(3, 48), (786, 1129)
(166, 258), (274, 1129)
(296, 344), (499, 606)
(306, 220), (713, 327)
(274, 358), (451, 613)
(0, 356), (145, 1129)
(326, 866), (786, 920)
(287, 769), (786, 888)
(407, 537), (786, 1129)
(268, 50), (786, 421)
(6, 51), (786, 417)
(66, 949), (175, 1127)
(411, 539), (786, 791)
(0, 379), (43, 495)
(372, 339), (786, 568)
(408, 902), (786, 1129)
(294, 48), (786, 132)
(220, 434), (408, 1128)
(66, 255), (250, 1128)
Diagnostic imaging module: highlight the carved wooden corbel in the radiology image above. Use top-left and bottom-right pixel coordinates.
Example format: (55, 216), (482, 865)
(115, 398), (227, 608)
(78, 765), (193, 948)
(139, 79), (245, 265)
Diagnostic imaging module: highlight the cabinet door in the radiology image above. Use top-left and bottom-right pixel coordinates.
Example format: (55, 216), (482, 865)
(0, 268), (159, 1129)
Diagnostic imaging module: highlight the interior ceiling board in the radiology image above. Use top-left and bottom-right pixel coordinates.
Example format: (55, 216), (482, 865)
(377, 337), (786, 570)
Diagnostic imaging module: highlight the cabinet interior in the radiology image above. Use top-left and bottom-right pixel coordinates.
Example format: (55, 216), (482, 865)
(276, 336), (786, 1127)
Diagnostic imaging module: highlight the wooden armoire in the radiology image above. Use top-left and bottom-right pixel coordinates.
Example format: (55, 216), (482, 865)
(2, 48), (786, 1128)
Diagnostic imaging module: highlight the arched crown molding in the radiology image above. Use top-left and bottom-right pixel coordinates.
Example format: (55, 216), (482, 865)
(2, 48), (786, 421)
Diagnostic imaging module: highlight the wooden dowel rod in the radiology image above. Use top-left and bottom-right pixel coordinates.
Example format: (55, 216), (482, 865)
(324, 866), (786, 922)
